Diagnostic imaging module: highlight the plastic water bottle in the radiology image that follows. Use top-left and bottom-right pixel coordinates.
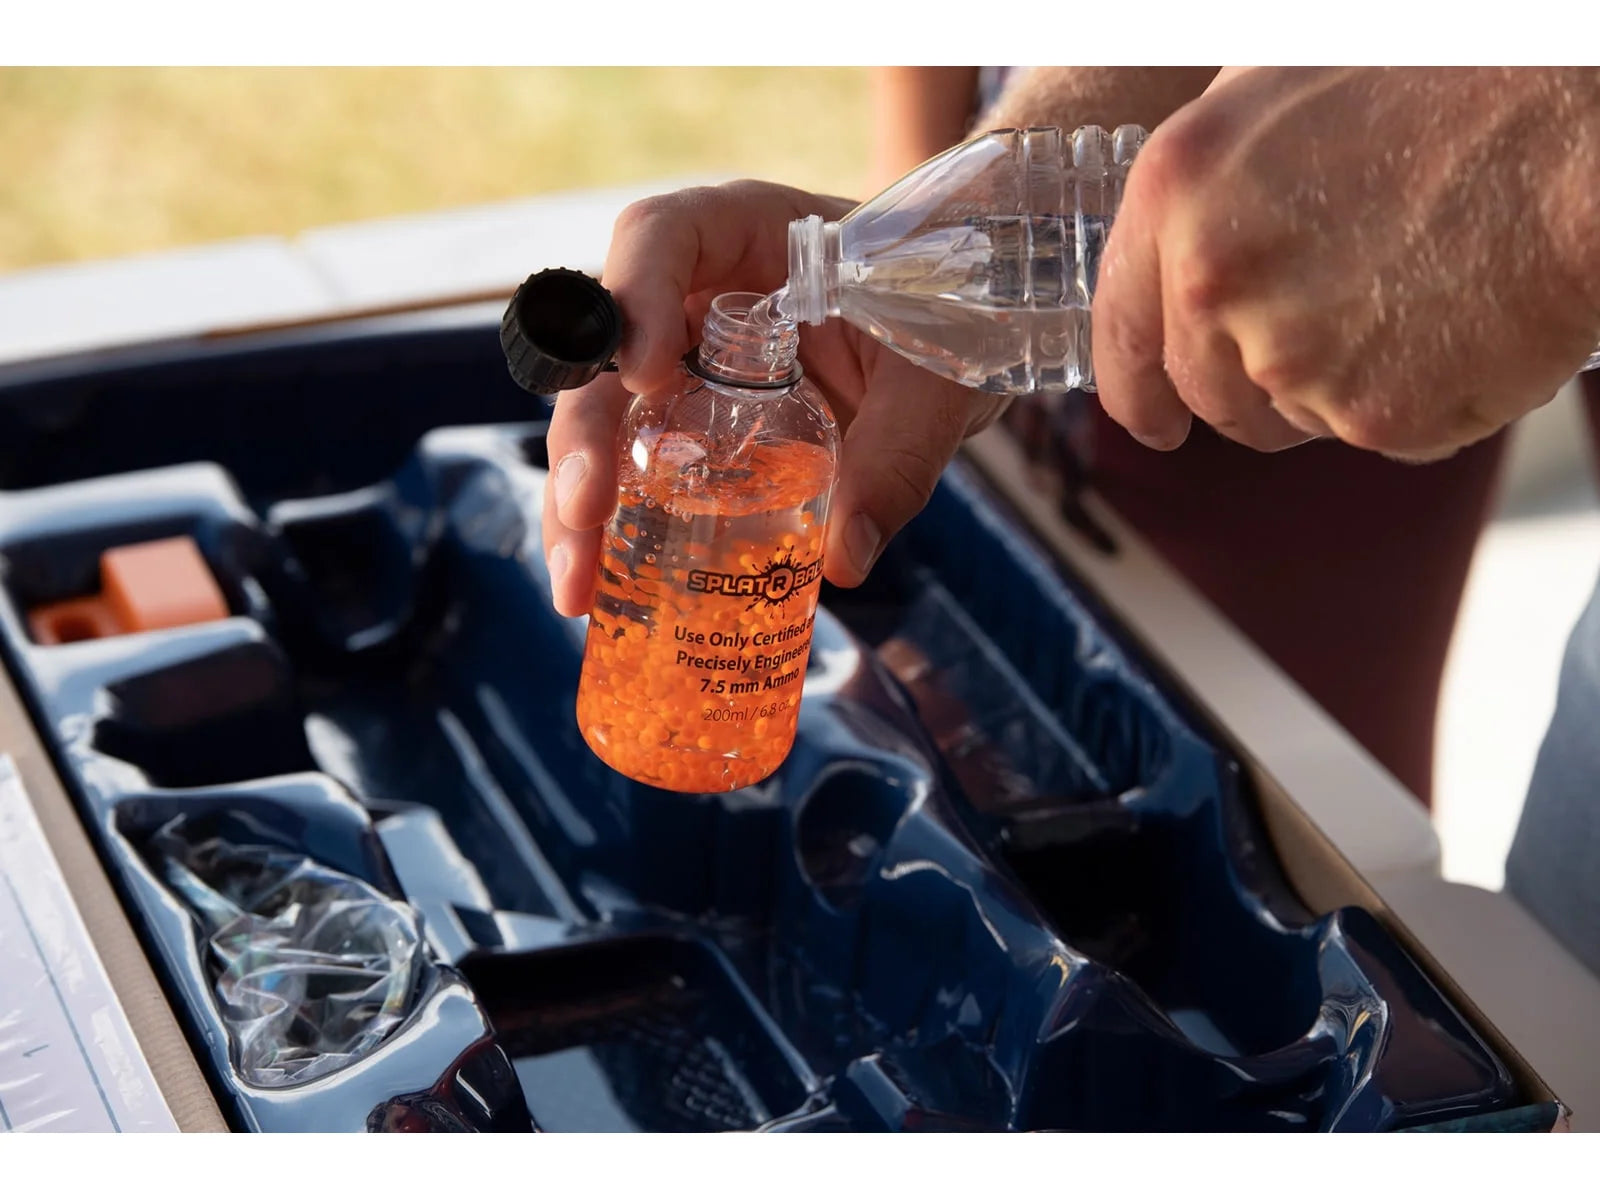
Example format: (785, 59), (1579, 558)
(781, 125), (1147, 394)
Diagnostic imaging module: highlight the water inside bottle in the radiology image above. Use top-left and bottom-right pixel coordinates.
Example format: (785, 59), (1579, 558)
(747, 289), (793, 331)
(773, 211), (1115, 393)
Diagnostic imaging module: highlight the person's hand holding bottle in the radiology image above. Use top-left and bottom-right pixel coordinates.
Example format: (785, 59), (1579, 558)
(540, 180), (1007, 618)
(1092, 66), (1600, 461)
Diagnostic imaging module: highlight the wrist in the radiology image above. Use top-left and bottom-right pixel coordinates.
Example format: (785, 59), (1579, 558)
(871, 66), (982, 187)
(979, 66), (1219, 135)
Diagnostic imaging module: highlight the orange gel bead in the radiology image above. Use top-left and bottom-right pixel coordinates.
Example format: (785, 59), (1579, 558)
(574, 438), (833, 793)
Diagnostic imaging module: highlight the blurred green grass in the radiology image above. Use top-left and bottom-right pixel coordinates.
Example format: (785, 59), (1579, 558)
(0, 67), (873, 272)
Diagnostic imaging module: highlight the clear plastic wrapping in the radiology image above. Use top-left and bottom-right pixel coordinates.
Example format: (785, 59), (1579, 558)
(151, 819), (425, 1088)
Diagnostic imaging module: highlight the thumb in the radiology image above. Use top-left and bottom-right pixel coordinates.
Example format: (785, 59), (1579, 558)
(1205, 66), (1257, 94)
(824, 359), (977, 587)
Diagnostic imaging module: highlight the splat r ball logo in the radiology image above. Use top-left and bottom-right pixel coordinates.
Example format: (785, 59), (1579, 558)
(686, 549), (823, 610)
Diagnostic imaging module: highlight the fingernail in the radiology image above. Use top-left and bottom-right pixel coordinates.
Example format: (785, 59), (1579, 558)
(1279, 403), (1335, 438)
(553, 454), (587, 514)
(1131, 428), (1183, 451)
(547, 543), (570, 583)
(845, 512), (883, 577)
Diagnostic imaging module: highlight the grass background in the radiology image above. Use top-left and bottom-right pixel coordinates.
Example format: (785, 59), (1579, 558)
(0, 67), (873, 272)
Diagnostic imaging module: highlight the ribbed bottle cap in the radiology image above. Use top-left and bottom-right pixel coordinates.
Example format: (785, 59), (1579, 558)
(500, 268), (624, 395)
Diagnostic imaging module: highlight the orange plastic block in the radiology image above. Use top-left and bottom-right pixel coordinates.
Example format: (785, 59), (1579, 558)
(101, 537), (228, 633)
(27, 536), (228, 645)
(27, 595), (123, 645)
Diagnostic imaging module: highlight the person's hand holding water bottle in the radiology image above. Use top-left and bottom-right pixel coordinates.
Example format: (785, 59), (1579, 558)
(1092, 66), (1600, 462)
(540, 181), (1007, 617)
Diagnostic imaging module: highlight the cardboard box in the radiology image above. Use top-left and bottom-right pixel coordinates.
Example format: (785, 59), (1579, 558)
(0, 298), (1581, 1131)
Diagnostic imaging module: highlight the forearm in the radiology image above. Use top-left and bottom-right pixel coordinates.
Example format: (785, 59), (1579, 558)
(870, 67), (981, 188)
(980, 66), (1221, 135)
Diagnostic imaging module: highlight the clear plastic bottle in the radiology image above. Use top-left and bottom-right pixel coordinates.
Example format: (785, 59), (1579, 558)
(781, 124), (1600, 391)
(783, 125), (1147, 395)
(570, 293), (839, 793)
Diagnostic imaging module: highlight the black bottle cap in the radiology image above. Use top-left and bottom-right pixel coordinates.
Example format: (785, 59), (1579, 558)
(500, 268), (625, 396)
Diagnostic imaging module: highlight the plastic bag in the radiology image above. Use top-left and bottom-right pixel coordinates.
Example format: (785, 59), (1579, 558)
(151, 819), (424, 1088)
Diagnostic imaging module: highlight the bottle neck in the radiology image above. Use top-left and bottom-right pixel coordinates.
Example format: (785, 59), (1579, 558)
(695, 292), (801, 386)
(786, 215), (841, 326)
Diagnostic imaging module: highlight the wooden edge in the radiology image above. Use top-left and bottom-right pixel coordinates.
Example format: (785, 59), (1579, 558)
(0, 669), (228, 1132)
(958, 426), (1567, 1123)
(193, 287), (515, 343)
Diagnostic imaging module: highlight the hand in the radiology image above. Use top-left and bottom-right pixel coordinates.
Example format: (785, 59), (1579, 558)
(1092, 66), (1600, 462)
(540, 180), (1006, 618)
